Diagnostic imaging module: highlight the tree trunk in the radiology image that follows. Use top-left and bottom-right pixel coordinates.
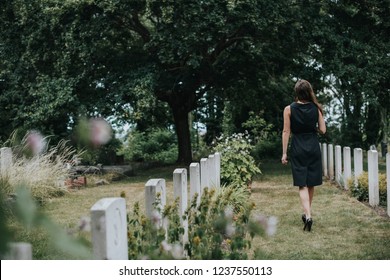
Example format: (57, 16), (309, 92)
(171, 104), (193, 164)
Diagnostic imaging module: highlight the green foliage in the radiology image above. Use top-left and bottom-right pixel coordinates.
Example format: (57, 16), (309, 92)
(127, 185), (274, 260)
(127, 197), (182, 260)
(79, 137), (122, 165)
(185, 187), (261, 260)
(214, 132), (261, 189)
(253, 136), (282, 161)
(242, 112), (274, 142)
(1, 0), (388, 163)
(242, 112), (281, 160)
(349, 172), (387, 206)
(313, 1), (390, 148)
(121, 129), (178, 164)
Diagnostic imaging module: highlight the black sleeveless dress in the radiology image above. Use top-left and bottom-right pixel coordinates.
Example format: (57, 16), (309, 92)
(290, 102), (322, 187)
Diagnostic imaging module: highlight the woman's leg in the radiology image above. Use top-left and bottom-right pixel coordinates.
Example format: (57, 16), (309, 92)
(308, 186), (314, 207)
(299, 186), (311, 219)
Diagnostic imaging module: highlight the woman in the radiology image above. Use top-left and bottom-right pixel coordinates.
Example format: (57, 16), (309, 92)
(281, 79), (326, 232)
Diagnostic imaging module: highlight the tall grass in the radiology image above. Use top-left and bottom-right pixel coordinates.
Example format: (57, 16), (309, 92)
(2, 140), (81, 204)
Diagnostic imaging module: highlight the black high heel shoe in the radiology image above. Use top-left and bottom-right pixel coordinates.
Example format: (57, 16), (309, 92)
(301, 214), (306, 224)
(303, 218), (313, 232)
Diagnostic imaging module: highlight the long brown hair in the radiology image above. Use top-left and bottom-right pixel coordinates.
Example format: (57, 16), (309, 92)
(294, 79), (323, 115)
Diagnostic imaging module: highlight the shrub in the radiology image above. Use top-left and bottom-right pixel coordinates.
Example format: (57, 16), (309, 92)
(127, 185), (277, 260)
(185, 187), (256, 260)
(253, 135), (282, 161)
(350, 172), (387, 206)
(121, 129), (177, 164)
(242, 112), (280, 160)
(213, 132), (261, 189)
(79, 137), (122, 165)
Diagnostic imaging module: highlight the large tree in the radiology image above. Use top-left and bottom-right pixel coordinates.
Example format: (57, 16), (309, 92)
(3, 0), (387, 161)
(312, 0), (390, 148)
(1, 0), (311, 163)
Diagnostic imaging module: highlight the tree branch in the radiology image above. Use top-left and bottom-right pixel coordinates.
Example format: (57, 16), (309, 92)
(209, 27), (248, 62)
(129, 11), (150, 43)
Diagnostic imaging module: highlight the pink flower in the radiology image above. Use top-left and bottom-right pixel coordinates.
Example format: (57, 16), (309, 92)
(25, 130), (46, 155)
(253, 214), (278, 236)
(89, 118), (112, 146)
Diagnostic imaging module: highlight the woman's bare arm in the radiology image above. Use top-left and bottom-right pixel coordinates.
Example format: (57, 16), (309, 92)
(317, 109), (326, 134)
(281, 106), (291, 165)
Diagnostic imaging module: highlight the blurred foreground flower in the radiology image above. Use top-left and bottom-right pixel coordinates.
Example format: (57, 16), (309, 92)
(90, 118), (112, 146)
(76, 117), (112, 147)
(24, 130), (47, 156)
(161, 240), (183, 259)
(253, 214), (278, 237)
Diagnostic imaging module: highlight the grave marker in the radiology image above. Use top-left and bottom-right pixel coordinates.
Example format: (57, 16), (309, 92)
(214, 152), (221, 188)
(343, 147), (352, 189)
(173, 168), (188, 244)
(189, 163), (201, 206)
(353, 148), (363, 187)
(200, 158), (209, 191)
(4, 242), (32, 260)
(322, 143), (328, 177)
(145, 179), (167, 221)
(368, 150), (379, 207)
(90, 197), (128, 260)
(328, 144), (334, 180)
(208, 154), (216, 188)
(335, 145), (342, 186)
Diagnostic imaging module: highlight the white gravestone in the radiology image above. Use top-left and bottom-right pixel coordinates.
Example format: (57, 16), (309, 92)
(335, 145), (342, 186)
(173, 168), (188, 244)
(145, 178), (167, 221)
(189, 163), (201, 206)
(91, 197), (128, 260)
(214, 152), (221, 188)
(343, 147), (352, 190)
(4, 242), (32, 260)
(208, 154), (216, 188)
(353, 148), (363, 188)
(328, 144), (334, 180)
(200, 158), (209, 191)
(368, 150), (379, 207)
(322, 143), (328, 177)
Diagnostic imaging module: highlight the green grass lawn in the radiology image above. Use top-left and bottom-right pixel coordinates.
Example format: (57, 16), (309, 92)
(251, 159), (390, 259)
(11, 160), (390, 260)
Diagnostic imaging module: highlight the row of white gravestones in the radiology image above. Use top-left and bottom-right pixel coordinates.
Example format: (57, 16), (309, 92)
(3, 150), (221, 260)
(321, 143), (390, 216)
(88, 152), (222, 260)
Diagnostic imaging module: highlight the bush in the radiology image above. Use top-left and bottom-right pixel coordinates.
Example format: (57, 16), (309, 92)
(350, 172), (387, 206)
(127, 185), (277, 260)
(252, 135), (282, 161)
(121, 129), (177, 164)
(242, 112), (280, 160)
(79, 137), (123, 165)
(213, 132), (261, 189)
